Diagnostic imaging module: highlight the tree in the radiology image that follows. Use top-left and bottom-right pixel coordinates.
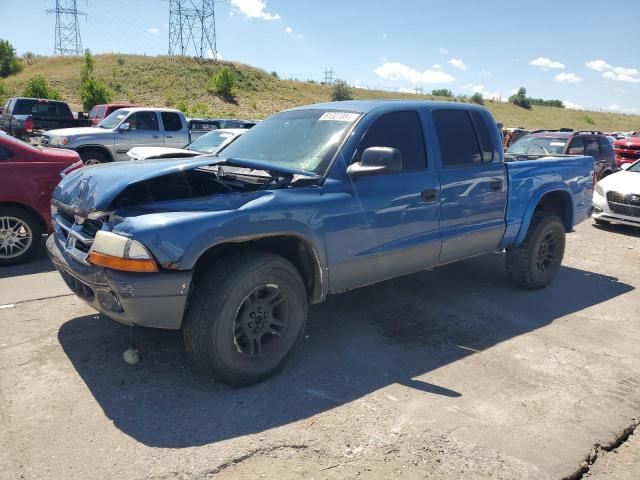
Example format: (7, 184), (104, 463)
(431, 88), (453, 97)
(22, 75), (61, 100)
(331, 79), (353, 101)
(0, 39), (23, 78)
(470, 92), (484, 105)
(80, 78), (112, 111)
(80, 49), (95, 84)
(0, 79), (6, 103)
(509, 87), (531, 110)
(207, 66), (238, 100)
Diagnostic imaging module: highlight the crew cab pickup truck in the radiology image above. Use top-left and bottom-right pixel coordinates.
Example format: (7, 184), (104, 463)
(0, 97), (90, 142)
(41, 107), (201, 165)
(46, 101), (594, 385)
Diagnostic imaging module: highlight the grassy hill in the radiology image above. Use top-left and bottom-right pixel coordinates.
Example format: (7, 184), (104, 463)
(2, 54), (639, 132)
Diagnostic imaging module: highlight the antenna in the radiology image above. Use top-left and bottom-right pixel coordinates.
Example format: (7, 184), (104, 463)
(169, 0), (218, 60)
(47, 0), (85, 56)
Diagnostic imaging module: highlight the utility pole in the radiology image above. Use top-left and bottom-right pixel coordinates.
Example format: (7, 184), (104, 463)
(47, 0), (84, 55)
(169, 0), (218, 60)
(323, 68), (335, 85)
(413, 87), (424, 95)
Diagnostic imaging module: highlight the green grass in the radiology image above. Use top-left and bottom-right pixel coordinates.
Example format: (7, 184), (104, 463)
(3, 54), (639, 131)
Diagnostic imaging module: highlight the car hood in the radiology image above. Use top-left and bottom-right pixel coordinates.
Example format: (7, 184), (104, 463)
(45, 127), (109, 137)
(599, 170), (640, 194)
(127, 147), (197, 160)
(614, 137), (640, 147)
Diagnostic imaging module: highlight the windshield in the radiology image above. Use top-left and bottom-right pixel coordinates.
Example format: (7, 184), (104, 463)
(98, 109), (130, 129)
(508, 136), (568, 155)
(219, 109), (361, 174)
(187, 131), (236, 153)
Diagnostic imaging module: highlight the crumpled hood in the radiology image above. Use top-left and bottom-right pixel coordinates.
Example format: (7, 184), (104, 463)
(52, 156), (226, 215)
(45, 127), (109, 137)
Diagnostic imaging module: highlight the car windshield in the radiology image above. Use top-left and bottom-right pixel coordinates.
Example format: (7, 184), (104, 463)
(98, 109), (130, 129)
(187, 131), (236, 153)
(508, 136), (568, 155)
(218, 109), (361, 174)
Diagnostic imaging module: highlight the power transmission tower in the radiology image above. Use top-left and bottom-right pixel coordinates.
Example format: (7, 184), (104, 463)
(47, 0), (85, 55)
(169, 0), (218, 60)
(413, 87), (424, 95)
(323, 68), (335, 84)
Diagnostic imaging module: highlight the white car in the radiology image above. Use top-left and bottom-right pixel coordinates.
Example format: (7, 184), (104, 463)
(126, 128), (246, 161)
(593, 161), (640, 228)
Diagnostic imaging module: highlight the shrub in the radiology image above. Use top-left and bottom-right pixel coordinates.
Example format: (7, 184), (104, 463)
(0, 79), (6, 102)
(509, 87), (531, 110)
(80, 78), (112, 111)
(164, 92), (176, 107)
(431, 88), (453, 97)
(117, 56), (125, 66)
(0, 39), (23, 77)
(470, 92), (484, 105)
(189, 102), (209, 117)
(270, 70), (278, 78)
(585, 115), (595, 125)
(175, 99), (188, 113)
(331, 79), (353, 101)
(80, 49), (95, 84)
(207, 66), (238, 99)
(22, 75), (61, 100)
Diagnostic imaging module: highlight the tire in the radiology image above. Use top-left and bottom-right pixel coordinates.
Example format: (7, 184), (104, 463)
(80, 149), (109, 165)
(506, 212), (566, 290)
(183, 250), (308, 386)
(0, 207), (43, 266)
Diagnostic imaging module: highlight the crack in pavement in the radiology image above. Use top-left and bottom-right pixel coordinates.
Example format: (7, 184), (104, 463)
(0, 293), (75, 310)
(563, 418), (640, 480)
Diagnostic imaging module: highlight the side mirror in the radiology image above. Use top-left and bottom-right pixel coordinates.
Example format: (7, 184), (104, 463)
(620, 163), (631, 170)
(347, 147), (402, 177)
(567, 147), (582, 155)
(119, 123), (131, 132)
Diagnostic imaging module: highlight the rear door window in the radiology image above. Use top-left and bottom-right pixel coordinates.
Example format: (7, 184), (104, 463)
(97, 106), (106, 118)
(584, 137), (600, 158)
(161, 112), (183, 132)
(470, 110), (498, 162)
(568, 136), (585, 154)
(355, 110), (427, 171)
(598, 137), (613, 156)
(433, 109), (482, 167)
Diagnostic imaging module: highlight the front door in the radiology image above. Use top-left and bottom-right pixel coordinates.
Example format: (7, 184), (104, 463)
(115, 111), (162, 161)
(324, 110), (441, 292)
(432, 108), (508, 264)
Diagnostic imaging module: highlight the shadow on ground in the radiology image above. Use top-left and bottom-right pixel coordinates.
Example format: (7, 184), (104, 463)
(593, 221), (640, 238)
(58, 252), (633, 448)
(0, 243), (54, 279)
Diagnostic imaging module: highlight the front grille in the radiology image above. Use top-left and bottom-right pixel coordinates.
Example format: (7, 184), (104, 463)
(607, 191), (640, 218)
(59, 269), (95, 300)
(617, 144), (640, 151)
(52, 204), (104, 264)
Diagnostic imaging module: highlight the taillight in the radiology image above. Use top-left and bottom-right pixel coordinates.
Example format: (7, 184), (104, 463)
(24, 116), (33, 133)
(60, 160), (83, 177)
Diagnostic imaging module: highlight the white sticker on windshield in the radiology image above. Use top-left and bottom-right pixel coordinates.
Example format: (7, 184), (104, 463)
(550, 141), (566, 147)
(319, 112), (359, 122)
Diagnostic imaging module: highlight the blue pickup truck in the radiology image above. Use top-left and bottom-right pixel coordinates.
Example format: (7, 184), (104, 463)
(47, 101), (594, 385)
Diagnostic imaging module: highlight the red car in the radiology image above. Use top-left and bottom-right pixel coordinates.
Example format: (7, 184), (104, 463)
(613, 134), (640, 168)
(87, 103), (136, 126)
(0, 133), (82, 265)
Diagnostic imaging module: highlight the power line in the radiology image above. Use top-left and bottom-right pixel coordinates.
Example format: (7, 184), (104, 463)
(323, 68), (334, 84)
(47, 0), (85, 55)
(169, 0), (218, 60)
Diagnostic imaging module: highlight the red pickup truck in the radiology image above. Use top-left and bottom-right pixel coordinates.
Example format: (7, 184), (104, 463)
(613, 134), (640, 167)
(87, 103), (136, 126)
(0, 132), (82, 265)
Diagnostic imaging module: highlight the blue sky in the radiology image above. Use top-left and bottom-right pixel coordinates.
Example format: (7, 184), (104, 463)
(2, 0), (639, 114)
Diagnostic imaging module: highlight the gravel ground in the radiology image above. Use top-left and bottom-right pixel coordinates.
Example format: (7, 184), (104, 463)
(1, 220), (639, 480)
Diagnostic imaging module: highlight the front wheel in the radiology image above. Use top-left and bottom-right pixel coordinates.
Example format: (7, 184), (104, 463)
(80, 149), (109, 165)
(183, 251), (308, 386)
(0, 207), (43, 266)
(506, 212), (566, 290)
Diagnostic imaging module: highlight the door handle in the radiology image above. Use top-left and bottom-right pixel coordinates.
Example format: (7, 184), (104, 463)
(152, 135), (160, 139)
(421, 189), (438, 203)
(490, 180), (503, 192)
(166, 135), (173, 138)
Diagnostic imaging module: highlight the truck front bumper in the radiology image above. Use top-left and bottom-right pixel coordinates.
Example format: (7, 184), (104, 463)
(46, 234), (192, 329)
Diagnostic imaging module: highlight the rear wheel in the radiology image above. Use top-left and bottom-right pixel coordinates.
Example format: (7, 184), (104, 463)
(183, 250), (308, 386)
(80, 149), (109, 165)
(506, 212), (565, 290)
(0, 207), (43, 266)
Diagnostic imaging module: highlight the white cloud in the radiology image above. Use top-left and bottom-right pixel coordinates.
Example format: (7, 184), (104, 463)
(607, 104), (640, 114)
(432, 64), (442, 69)
(603, 71), (640, 83)
(374, 62), (455, 85)
(284, 26), (303, 39)
(206, 49), (223, 60)
(147, 27), (159, 35)
(585, 59), (612, 72)
(448, 58), (467, 71)
(462, 83), (502, 101)
(555, 72), (582, 83)
(480, 69), (491, 76)
(439, 47), (448, 55)
(563, 101), (583, 110)
(230, 0), (280, 20)
(529, 57), (565, 70)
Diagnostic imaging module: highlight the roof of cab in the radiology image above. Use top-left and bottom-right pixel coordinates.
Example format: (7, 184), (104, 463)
(290, 100), (488, 114)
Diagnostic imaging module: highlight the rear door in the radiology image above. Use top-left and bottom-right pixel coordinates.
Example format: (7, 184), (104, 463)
(160, 112), (187, 148)
(114, 111), (162, 160)
(433, 108), (507, 263)
(325, 110), (441, 292)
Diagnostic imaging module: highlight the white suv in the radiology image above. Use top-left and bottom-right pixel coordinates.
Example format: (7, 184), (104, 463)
(593, 161), (640, 228)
